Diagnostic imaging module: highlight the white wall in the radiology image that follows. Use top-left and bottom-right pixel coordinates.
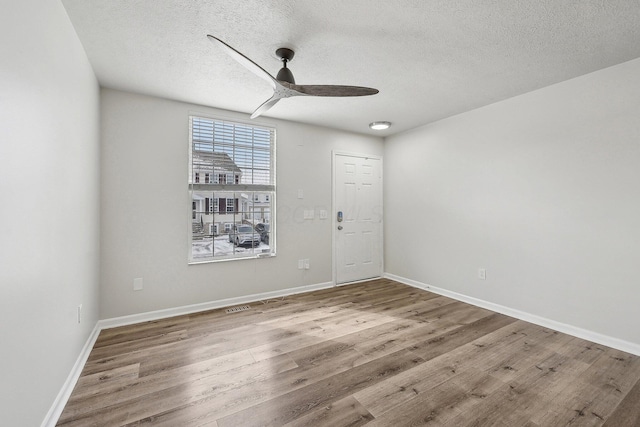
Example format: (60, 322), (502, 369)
(100, 89), (383, 318)
(385, 58), (640, 347)
(0, 1), (100, 425)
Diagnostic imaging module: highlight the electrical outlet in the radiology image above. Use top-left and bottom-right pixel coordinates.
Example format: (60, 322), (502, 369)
(77, 304), (82, 324)
(298, 259), (304, 270)
(478, 268), (486, 280)
(134, 277), (143, 291)
(304, 259), (310, 270)
(319, 210), (328, 219)
(297, 189), (304, 199)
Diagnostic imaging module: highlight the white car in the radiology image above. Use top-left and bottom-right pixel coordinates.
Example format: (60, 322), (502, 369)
(228, 224), (261, 247)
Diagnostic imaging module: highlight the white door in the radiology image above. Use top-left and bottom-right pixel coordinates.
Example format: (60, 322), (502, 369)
(334, 153), (383, 284)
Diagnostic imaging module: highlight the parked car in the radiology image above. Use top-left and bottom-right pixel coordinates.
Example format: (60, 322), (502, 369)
(255, 223), (270, 244)
(228, 224), (260, 247)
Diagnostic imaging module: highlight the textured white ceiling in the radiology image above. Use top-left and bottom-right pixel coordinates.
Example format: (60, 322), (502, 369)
(61, 0), (640, 136)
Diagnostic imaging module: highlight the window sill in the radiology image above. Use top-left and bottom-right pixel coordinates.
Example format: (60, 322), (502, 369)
(188, 251), (276, 265)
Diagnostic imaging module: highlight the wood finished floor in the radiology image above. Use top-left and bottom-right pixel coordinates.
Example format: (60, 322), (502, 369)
(58, 279), (640, 426)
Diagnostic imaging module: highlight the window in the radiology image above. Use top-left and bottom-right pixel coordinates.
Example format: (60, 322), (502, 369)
(189, 116), (275, 262)
(226, 198), (235, 213)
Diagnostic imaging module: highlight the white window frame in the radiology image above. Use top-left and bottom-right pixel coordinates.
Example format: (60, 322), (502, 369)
(226, 198), (235, 213)
(189, 115), (276, 263)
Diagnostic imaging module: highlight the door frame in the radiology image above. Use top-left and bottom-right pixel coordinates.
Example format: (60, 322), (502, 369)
(332, 150), (384, 286)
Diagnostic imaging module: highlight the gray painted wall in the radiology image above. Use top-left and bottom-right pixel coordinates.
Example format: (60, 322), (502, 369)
(0, 0), (101, 425)
(384, 58), (640, 346)
(100, 89), (383, 319)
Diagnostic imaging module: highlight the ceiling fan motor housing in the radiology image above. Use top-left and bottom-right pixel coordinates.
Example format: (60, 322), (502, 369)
(275, 47), (296, 84)
(276, 67), (295, 84)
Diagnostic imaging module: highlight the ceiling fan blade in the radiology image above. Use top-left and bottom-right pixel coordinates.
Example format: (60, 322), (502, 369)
(207, 35), (276, 89)
(250, 96), (281, 119)
(289, 84), (379, 97)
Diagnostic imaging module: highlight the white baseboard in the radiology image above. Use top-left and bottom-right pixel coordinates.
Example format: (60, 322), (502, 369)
(385, 272), (640, 356)
(99, 280), (335, 330)
(41, 324), (101, 427)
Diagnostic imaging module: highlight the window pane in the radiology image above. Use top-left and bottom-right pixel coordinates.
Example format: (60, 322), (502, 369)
(190, 191), (273, 260)
(190, 117), (274, 186)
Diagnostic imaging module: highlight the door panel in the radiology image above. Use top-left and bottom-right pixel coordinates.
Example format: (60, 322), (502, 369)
(344, 232), (357, 266)
(335, 154), (383, 284)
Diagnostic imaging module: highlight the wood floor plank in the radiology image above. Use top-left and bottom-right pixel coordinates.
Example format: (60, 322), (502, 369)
(602, 376), (640, 426)
(408, 312), (518, 361)
(447, 340), (601, 426)
(247, 296), (456, 364)
(247, 308), (401, 363)
(93, 317), (191, 348)
(282, 395), (374, 427)
(353, 319), (528, 418)
(216, 349), (424, 427)
(534, 347), (640, 426)
(362, 369), (498, 426)
(88, 329), (189, 361)
(56, 279), (640, 427)
(68, 363), (140, 401)
(58, 349), (261, 423)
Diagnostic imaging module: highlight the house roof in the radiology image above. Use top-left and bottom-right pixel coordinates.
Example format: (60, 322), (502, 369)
(192, 151), (242, 174)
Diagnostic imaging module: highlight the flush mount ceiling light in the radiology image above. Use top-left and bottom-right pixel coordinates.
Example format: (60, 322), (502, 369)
(369, 121), (391, 130)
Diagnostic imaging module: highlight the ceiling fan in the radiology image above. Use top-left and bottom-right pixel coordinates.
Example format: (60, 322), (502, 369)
(207, 35), (379, 119)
